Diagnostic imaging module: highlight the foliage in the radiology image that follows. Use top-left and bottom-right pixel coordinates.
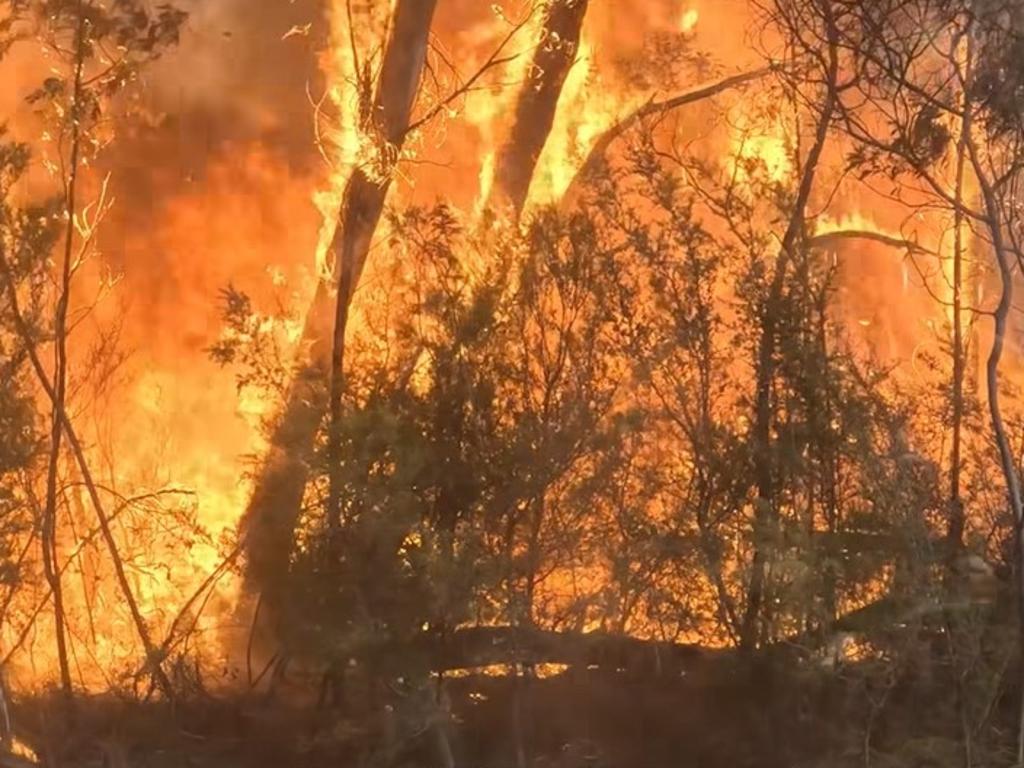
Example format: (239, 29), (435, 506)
(0, 0), (192, 696)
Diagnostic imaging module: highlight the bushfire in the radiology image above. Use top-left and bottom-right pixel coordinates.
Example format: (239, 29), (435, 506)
(0, 1), (1022, 766)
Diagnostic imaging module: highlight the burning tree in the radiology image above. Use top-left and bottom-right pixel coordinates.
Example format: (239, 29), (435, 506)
(203, 0), (1021, 763)
(0, 0), (188, 702)
(5, 0), (1024, 766)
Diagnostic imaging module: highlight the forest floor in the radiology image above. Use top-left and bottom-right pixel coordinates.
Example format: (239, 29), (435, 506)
(4, 647), (1010, 768)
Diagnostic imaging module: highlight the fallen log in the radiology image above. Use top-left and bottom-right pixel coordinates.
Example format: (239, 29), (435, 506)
(423, 626), (716, 678)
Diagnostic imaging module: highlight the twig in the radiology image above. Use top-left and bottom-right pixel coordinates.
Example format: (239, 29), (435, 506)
(0, 249), (175, 699)
(404, 10), (533, 136)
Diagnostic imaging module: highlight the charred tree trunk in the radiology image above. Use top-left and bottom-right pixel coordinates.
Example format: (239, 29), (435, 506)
(488, 0), (590, 217)
(241, 280), (332, 591)
(326, 0), (441, 535)
(242, 0), (438, 602)
(244, 0), (593, 602)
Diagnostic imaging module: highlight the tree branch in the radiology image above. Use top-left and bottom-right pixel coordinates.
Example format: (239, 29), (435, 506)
(562, 66), (776, 204)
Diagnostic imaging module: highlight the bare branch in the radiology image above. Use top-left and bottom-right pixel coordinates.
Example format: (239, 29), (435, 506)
(563, 66), (777, 204)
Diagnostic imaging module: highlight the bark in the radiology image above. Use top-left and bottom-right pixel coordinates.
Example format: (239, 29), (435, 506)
(740, 1), (839, 651)
(242, 0), (438, 596)
(488, 0), (590, 217)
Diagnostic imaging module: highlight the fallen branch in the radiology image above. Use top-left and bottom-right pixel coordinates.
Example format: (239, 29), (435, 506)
(422, 626), (711, 677)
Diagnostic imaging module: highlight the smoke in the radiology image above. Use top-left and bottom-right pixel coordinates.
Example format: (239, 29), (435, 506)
(141, 0), (324, 161)
(101, 0), (327, 324)
(85, 0), (329, 548)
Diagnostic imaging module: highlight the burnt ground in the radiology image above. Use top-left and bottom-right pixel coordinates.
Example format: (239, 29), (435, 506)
(8, 644), (1012, 768)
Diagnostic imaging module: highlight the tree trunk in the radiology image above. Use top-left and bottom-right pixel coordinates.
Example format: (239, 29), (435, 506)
(0, 258), (175, 699)
(244, 0), (594, 603)
(241, 0), (438, 601)
(947, 94), (969, 556)
(488, 0), (590, 216)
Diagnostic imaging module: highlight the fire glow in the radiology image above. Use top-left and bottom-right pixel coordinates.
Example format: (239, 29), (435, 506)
(0, 0), (1011, 699)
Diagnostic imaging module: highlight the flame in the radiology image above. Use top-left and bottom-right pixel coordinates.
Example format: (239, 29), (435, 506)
(680, 8), (700, 35)
(528, 35), (642, 207)
(2, 143), (322, 688)
(0, 0), (1011, 692)
(313, 6), (358, 280)
(463, 5), (547, 210)
(729, 111), (793, 183)
(476, 149), (496, 216)
(528, 36), (595, 205)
